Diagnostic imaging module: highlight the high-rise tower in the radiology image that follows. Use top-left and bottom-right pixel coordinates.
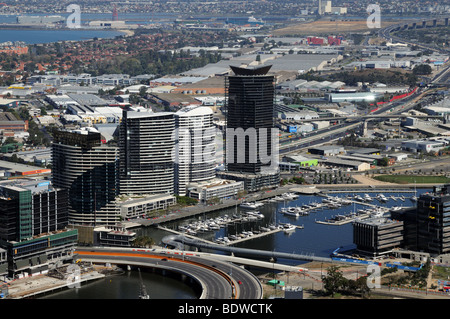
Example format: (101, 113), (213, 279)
(174, 106), (216, 196)
(119, 110), (175, 195)
(225, 65), (275, 174)
(220, 65), (280, 192)
(52, 128), (119, 226)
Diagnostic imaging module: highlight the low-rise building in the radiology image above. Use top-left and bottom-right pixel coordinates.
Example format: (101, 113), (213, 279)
(118, 194), (176, 220)
(401, 139), (447, 153)
(308, 145), (345, 156)
(282, 155), (318, 167)
(187, 179), (244, 202)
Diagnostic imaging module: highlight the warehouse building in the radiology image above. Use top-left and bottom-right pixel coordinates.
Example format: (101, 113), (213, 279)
(282, 155), (318, 167)
(401, 139), (447, 153)
(308, 145), (345, 156)
(325, 92), (379, 103)
(320, 158), (370, 171)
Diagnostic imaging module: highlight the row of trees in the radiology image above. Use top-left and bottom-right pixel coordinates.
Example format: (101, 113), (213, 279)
(82, 49), (222, 77)
(327, 69), (418, 86)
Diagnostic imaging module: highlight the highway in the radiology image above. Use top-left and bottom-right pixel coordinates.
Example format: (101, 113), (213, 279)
(74, 246), (263, 299)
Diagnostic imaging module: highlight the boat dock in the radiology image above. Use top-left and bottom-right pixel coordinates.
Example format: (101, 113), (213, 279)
(315, 212), (373, 226)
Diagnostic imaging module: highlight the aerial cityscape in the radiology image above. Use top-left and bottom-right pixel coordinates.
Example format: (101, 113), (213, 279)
(1, 0), (450, 307)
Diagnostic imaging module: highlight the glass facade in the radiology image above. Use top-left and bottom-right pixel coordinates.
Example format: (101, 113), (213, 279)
(225, 65), (275, 174)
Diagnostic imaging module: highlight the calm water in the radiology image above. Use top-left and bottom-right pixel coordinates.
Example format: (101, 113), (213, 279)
(40, 267), (198, 299)
(139, 189), (431, 264)
(0, 29), (125, 44)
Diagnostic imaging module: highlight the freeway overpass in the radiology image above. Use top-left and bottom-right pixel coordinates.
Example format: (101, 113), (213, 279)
(162, 234), (333, 264)
(278, 113), (442, 124)
(74, 246), (264, 299)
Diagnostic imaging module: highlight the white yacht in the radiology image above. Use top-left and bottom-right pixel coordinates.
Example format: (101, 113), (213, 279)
(282, 223), (296, 233)
(240, 201), (263, 209)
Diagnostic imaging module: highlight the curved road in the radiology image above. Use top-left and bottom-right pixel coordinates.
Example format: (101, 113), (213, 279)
(74, 247), (262, 299)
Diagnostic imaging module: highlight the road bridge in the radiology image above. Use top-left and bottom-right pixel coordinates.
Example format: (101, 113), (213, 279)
(162, 234), (334, 264)
(74, 246), (263, 299)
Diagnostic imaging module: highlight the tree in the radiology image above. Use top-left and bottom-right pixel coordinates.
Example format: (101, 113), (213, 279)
(322, 265), (346, 296)
(412, 64), (432, 75)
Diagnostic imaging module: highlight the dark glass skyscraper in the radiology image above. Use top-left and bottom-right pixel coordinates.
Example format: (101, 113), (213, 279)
(52, 129), (119, 226)
(225, 65), (275, 174)
(416, 184), (450, 255)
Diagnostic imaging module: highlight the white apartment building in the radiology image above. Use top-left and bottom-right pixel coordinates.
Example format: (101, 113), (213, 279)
(174, 106), (216, 196)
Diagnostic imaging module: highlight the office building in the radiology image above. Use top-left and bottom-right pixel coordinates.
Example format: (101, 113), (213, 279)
(0, 179), (77, 277)
(222, 65), (280, 191)
(119, 110), (175, 195)
(52, 128), (119, 226)
(353, 217), (404, 257)
(225, 65), (275, 174)
(415, 184), (450, 255)
(174, 106), (216, 196)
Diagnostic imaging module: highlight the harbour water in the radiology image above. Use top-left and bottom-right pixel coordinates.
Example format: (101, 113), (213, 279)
(139, 188), (431, 262)
(38, 188), (430, 298)
(39, 267), (198, 299)
(0, 29), (126, 45)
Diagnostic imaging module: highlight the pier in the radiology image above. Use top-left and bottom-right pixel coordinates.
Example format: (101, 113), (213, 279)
(157, 222), (300, 247)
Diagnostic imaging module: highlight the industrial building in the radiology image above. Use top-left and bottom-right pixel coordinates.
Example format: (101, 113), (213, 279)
(282, 155), (318, 167)
(307, 145), (345, 156)
(401, 139), (447, 153)
(0, 160), (51, 178)
(325, 92), (379, 103)
(0, 179), (77, 277)
(319, 158), (371, 171)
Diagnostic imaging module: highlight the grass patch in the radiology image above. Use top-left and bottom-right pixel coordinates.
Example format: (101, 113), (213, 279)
(373, 175), (450, 184)
(433, 265), (450, 280)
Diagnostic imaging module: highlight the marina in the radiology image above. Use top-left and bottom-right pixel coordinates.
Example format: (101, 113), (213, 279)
(153, 189), (420, 249)
(132, 187), (430, 269)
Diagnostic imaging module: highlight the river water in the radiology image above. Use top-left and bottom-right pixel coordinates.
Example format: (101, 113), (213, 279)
(40, 188), (430, 299)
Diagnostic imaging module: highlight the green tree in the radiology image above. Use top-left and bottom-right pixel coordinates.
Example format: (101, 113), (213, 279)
(322, 265), (346, 297)
(412, 64), (432, 75)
